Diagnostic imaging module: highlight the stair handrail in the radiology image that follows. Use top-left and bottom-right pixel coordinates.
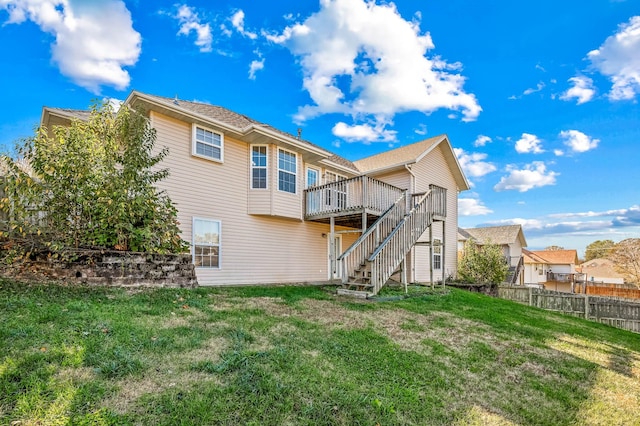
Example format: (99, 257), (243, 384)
(368, 187), (442, 294)
(338, 191), (408, 283)
(510, 255), (524, 285)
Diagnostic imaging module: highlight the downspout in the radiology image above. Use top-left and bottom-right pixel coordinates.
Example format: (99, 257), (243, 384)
(405, 164), (416, 283)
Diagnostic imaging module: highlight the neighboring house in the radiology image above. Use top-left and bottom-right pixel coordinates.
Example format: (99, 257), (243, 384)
(459, 225), (527, 285)
(40, 91), (470, 296)
(578, 258), (625, 285)
(523, 249), (584, 292)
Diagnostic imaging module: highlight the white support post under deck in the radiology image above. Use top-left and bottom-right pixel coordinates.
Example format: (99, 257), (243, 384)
(429, 225), (434, 288)
(329, 216), (335, 280)
(441, 220), (446, 287)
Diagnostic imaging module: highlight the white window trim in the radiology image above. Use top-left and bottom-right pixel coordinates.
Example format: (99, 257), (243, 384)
(192, 217), (221, 269)
(305, 166), (320, 189)
(191, 123), (224, 163)
(277, 148), (297, 194)
(250, 144), (269, 190)
(433, 238), (442, 270)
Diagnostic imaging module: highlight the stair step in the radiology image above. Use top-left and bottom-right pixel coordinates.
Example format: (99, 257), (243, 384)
(345, 281), (374, 288)
(337, 288), (372, 298)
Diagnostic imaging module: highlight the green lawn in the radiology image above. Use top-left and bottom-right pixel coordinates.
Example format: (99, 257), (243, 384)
(1, 280), (638, 425)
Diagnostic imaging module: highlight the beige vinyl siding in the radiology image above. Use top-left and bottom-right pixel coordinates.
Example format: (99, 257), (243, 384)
(150, 111), (353, 285)
(411, 144), (460, 282)
(271, 147), (303, 220)
(374, 169), (411, 191)
(248, 144), (271, 215)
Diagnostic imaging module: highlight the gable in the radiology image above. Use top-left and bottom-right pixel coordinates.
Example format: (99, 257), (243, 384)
(463, 225), (526, 247)
(354, 135), (469, 191)
(525, 249), (578, 265)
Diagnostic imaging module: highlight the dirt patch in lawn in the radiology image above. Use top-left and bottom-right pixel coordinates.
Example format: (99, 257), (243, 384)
(104, 336), (228, 414)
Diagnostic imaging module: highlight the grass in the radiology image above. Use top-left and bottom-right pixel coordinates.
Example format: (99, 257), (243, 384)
(1, 279), (639, 425)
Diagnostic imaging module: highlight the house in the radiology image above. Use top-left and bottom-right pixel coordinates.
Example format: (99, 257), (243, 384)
(522, 249), (584, 292)
(39, 91), (470, 296)
(578, 258), (625, 285)
(458, 225), (527, 285)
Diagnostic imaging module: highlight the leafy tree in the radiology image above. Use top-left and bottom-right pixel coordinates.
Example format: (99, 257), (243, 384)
(458, 240), (508, 285)
(544, 245), (565, 251)
(0, 102), (188, 255)
(609, 238), (640, 288)
(584, 239), (615, 261)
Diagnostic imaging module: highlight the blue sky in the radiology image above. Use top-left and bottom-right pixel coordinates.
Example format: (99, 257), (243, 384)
(1, 0), (639, 256)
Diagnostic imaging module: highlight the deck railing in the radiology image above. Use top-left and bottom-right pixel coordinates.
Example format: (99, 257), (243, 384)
(304, 176), (405, 218)
(368, 185), (446, 294)
(547, 272), (586, 283)
(338, 192), (408, 284)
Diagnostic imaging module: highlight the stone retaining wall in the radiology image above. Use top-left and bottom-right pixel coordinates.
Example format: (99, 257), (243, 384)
(1, 250), (198, 288)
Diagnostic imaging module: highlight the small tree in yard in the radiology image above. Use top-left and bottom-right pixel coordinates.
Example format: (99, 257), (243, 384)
(609, 238), (640, 288)
(458, 240), (508, 286)
(0, 102), (188, 258)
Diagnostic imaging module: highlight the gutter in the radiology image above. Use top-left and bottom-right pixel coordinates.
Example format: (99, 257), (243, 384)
(126, 91), (333, 159)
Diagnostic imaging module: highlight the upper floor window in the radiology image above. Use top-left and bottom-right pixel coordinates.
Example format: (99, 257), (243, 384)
(278, 149), (296, 193)
(192, 124), (223, 162)
(306, 167), (319, 188)
(251, 145), (268, 189)
(433, 238), (442, 270)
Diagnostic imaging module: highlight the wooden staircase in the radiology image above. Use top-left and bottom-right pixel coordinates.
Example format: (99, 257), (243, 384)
(505, 255), (524, 285)
(337, 186), (446, 297)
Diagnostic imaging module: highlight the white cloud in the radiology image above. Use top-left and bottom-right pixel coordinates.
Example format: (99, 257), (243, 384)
(458, 198), (493, 216)
(473, 135), (491, 147)
(494, 162), (558, 192)
(559, 130), (599, 153)
(414, 123), (427, 135)
(554, 149), (564, 156)
(588, 16), (640, 100)
(560, 76), (595, 104)
(174, 4), (212, 52)
(1, 0), (140, 93)
(268, 0), (481, 134)
(515, 133), (544, 154)
(454, 148), (496, 179)
(332, 121), (397, 143)
(230, 9), (257, 39)
(249, 57), (265, 80)
(523, 81), (545, 95)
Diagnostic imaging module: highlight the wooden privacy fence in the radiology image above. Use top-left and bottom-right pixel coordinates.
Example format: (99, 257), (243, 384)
(498, 286), (640, 334)
(574, 282), (640, 299)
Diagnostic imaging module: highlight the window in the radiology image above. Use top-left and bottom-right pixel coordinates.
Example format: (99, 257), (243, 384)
(306, 167), (319, 188)
(251, 145), (268, 189)
(192, 124), (223, 161)
(433, 238), (442, 270)
(193, 218), (220, 268)
(278, 149), (297, 193)
(325, 171), (346, 208)
(306, 167), (320, 212)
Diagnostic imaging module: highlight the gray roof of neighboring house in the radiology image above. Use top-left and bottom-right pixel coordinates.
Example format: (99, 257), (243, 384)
(457, 227), (473, 241)
(45, 108), (92, 122)
(462, 225), (527, 246)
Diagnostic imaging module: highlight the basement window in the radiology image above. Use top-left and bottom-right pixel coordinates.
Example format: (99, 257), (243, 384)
(193, 218), (221, 268)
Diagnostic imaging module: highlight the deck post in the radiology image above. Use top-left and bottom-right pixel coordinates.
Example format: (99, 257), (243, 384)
(429, 225), (434, 288)
(330, 216), (335, 280)
(441, 220), (446, 287)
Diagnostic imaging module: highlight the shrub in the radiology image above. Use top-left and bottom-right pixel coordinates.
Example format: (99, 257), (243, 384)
(0, 102), (188, 257)
(458, 240), (508, 285)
